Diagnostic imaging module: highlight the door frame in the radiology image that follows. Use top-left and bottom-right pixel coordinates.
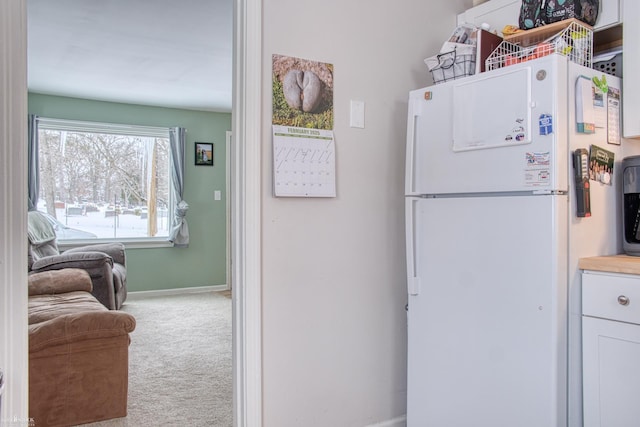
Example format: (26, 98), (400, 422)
(1, 0), (264, 425)
(1, 0), (29, 421)
(231, 0), (262, 424)
(226, 130), (232, 291)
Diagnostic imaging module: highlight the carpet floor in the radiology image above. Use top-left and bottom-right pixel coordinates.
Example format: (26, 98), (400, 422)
(77, 290), (233, 427)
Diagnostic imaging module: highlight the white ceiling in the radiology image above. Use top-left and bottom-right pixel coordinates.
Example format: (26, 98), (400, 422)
(28, 0), (233, 112)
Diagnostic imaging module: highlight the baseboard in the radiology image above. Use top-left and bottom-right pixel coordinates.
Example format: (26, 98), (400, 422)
(127, 284), (229, 300)
(366, 415), (407, 427)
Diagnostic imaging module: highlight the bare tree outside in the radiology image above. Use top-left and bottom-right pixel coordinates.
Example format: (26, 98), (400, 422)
(38, 128), (170, 239)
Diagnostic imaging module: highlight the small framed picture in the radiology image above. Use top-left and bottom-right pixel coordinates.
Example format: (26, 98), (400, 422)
(195, 142), (213, 166)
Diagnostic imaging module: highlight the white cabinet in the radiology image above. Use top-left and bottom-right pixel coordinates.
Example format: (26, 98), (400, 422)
(582, 271), (640, 427)
(457, 0), (520, 31)
(597, 0), (621, 30)
(459, 0), (620, 32)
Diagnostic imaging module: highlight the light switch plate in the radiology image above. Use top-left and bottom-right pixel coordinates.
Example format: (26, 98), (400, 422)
(214, 190), (221, 201)
(350, 100), (365, 128)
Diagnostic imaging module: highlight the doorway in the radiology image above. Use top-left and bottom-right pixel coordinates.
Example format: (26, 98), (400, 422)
(26, 0), (233, 422)
(1, 0), (263, 424)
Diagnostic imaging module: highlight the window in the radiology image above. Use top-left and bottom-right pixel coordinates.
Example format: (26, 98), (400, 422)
(37, 118), (172, 241)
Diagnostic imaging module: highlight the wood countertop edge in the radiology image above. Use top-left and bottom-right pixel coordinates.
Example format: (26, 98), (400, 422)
(579, 255), (640, 275)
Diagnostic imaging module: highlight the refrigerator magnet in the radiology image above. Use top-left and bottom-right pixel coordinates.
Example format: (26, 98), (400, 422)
(539, 114), (553, 135)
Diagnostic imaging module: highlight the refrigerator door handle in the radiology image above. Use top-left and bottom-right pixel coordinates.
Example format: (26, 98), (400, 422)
(405, 98), (422, 195)
(406, 198), (420, 296)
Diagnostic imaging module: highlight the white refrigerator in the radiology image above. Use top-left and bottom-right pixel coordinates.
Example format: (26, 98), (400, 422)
(405, 54), (636, 427)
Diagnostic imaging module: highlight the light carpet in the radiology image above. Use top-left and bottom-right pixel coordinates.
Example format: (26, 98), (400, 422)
(78, 291), (233, 427)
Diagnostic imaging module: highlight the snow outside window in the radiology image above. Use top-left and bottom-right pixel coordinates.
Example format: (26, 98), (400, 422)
(37, 118), (172, 241)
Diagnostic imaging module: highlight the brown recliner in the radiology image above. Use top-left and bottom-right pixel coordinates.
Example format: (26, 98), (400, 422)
(28, 210), (127, 310)
(28, 269), (136, 427)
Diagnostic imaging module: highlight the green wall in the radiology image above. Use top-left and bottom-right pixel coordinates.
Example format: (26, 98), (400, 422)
(28, 93), (232, 292)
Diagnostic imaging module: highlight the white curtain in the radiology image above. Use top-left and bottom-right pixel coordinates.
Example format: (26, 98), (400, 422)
(27, 114), (40, 211)
(168, 127), (189, 247)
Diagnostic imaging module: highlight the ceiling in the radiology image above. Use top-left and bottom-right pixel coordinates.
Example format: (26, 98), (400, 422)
(27, 0), (233, 112)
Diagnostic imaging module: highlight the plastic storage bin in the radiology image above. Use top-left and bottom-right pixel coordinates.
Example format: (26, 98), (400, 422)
(593, 52), (622, 77)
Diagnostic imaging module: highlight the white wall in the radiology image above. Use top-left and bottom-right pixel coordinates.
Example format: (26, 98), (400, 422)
(261, 1), (472, 425)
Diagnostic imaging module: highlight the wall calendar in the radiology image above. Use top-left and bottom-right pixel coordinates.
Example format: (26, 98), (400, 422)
(272, 125), (336, 197)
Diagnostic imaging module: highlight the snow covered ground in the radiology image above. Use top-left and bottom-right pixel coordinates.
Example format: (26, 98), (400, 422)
(46, 207), (170, 239)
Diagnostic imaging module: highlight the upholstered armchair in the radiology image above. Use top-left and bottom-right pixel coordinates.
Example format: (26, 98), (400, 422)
(28, 211), (128, 310)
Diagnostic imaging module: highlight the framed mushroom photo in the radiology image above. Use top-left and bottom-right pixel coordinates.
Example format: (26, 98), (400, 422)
(195, 142), (214, 166)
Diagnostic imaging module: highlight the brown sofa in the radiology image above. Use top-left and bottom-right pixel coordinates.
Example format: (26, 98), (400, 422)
(28, 269), (136, 427)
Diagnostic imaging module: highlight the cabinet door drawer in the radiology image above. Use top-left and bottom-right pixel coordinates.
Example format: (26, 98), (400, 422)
(583, 316), (640, 427)
(583, 272), (640, 324)
(595, 0), (620, 30)
(459, 0), (520, 30)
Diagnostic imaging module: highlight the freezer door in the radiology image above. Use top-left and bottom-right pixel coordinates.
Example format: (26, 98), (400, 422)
(406, 55), (568, 196)
(406, 195), (568, 427)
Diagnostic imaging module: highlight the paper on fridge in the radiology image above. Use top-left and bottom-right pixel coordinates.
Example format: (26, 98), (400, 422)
(607, 86), (621, 145)
(576, 76), (596, 134)
(272, 125), (336, 197)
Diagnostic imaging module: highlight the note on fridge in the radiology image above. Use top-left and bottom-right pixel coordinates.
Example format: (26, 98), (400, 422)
(576, 76), (595, 134)
(607, 87), (621, 145)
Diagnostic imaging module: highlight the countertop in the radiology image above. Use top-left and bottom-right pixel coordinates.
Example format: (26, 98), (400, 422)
(579, 255), (640, 275)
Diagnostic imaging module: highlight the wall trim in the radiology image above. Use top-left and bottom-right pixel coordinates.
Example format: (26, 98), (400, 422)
(232, 0), (263, 425)
(1, 0), (29, 422)
(226, 130), (232, 292)
(127, 285), (228, 300)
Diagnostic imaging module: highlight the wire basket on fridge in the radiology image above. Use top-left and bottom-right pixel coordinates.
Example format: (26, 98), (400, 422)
(425, 47), (476, 84)
(485, 18), (592, 71)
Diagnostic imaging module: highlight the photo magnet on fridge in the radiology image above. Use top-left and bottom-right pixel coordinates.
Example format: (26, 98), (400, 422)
(589, 145), (614, 185)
